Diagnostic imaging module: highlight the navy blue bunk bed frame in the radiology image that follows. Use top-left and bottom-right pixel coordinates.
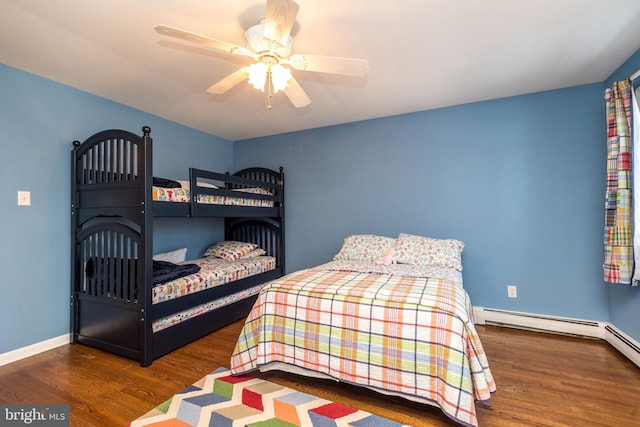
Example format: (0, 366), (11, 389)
(70, 126), (284, 366)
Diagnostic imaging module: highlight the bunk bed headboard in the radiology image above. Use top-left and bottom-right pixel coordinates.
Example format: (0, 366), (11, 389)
(225, 167), (285, 273)
(226, 217), (284, 270)
(230, 167), (283, 192)
(72, 126), (153, 225)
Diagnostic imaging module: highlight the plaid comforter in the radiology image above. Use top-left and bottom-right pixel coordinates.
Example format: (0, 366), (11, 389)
(230, 262), (495, 426)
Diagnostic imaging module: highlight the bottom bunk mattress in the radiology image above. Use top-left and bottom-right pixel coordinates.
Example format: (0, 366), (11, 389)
(152, 255), (276, 333)
(230, 260), (495, 427)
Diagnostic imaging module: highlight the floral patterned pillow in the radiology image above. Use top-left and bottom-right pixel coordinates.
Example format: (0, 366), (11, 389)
(203, 241), (258, 261)
(394, 233), (464, 271)
(333, 234), (397, 262)
(238, 248), (267, 259)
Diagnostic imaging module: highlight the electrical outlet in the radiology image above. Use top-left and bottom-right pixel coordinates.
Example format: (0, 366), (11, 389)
(17, 191), (31, 206)
(507, 285), (518, 298)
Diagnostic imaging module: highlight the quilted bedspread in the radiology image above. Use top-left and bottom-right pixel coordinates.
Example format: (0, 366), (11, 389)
(230, 263), (495, 427)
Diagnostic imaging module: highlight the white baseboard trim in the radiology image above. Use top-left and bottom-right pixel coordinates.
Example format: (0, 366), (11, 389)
(0, 334), (71, 367)
(474, 306), (640, 368)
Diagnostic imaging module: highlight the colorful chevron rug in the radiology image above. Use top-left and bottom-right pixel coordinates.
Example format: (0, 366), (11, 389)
(129, 367), (408, 427)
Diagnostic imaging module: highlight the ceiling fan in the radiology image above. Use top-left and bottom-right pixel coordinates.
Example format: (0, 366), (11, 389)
(154, 0), (369, 108)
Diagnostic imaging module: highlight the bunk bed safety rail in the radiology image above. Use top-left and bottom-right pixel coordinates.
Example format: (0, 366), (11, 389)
(189, 167), (283, 204)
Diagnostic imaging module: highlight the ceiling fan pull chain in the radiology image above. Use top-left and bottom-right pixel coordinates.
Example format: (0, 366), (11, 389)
(267, 68), (273, 109)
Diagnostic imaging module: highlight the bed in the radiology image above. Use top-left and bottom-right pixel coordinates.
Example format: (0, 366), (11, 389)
(230, 233), (495, 427)
(71, 126), (285, 367)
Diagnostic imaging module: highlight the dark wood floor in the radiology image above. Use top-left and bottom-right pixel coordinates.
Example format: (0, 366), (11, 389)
(1, 322), (639, 426)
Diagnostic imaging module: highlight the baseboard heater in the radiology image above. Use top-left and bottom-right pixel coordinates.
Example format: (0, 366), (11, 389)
(475, 307), (640, 368)
(604, 324), (640, 368)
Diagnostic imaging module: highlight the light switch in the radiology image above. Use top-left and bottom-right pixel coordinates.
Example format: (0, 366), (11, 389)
(18, 191), (31, 206)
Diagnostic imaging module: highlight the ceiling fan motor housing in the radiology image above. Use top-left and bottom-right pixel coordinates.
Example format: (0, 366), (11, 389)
(244, 22), (293, 58)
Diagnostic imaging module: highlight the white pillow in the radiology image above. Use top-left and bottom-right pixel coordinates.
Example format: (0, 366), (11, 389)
(177, 180), (219, 190)
(198, 181), (219, 189)
(153, 248), (187, 263)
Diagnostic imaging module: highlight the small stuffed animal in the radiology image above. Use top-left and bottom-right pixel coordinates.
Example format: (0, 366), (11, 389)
(375, 248), (396, 266)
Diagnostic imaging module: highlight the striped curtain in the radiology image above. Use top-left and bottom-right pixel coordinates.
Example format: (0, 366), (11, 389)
(603, 79), (635, 284)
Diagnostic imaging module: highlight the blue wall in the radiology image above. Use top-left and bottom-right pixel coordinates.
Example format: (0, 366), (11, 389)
(0, 64), (233, 354)
(234, 83), (616, 330)
(3, 46), (640, 356)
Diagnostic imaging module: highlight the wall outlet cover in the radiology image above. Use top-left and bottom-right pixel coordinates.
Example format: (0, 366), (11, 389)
(17, 191), (31, 206)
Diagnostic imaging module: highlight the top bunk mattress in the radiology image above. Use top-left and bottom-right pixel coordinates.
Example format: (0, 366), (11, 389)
(153, 186), (274, 207)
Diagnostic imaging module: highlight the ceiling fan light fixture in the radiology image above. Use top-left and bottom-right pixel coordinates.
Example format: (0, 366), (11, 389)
(270, 64), (292, 93)
(247, 62), (292, 94)
(247, 62), (268, 91)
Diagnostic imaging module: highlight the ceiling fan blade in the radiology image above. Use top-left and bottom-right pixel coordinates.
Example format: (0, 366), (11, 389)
(288, 54), (369, 77)
(283, 76), (311, 108)
(263, 0), (299, 47)
(155, 25), (256, 58)
(206, 67), (249, 94)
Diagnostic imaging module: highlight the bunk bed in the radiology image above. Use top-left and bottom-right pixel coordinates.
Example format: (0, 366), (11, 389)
(71, 126), (284, 367)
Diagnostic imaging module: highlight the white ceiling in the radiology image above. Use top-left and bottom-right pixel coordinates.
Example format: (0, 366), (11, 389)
(2, 0), (640, 141)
